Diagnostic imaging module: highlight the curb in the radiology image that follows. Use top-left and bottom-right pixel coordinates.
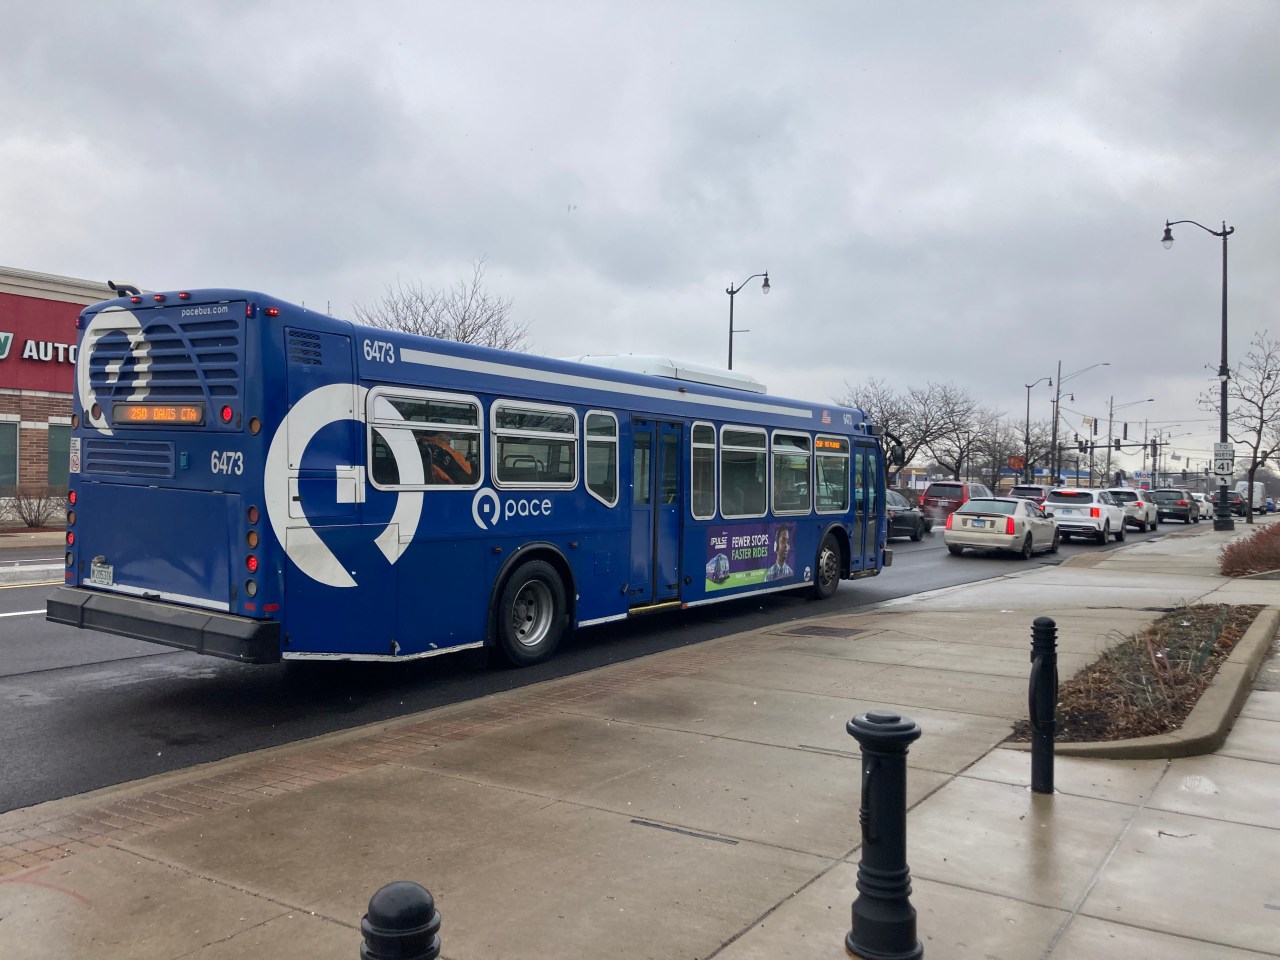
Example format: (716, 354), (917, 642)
(0, 564), (63, 586)
(1011, 605), (1279, 760)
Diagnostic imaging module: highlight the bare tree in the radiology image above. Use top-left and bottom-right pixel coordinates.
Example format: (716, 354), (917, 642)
(923, 385), (982, 480)
(1199, 330), (1280, 524)
(836, 379), (954, 477)
(353, 259), (530, 352)
(972, 414), (1024, 490)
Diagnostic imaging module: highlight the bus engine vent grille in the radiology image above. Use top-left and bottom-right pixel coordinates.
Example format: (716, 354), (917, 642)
(82, 438), (176, 479)
(86, 314), (243, 406)
(287, 329), (323, 366)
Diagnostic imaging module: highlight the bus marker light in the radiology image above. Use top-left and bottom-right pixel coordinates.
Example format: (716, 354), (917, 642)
(130, 296), (142, 304)
(249, 417), (261, 435)
(153, 294), (166, 302)
(71, 414), (79, 428)
(264, 603), (280, 613)
(178, 291), (191, 299)
(246, 555), (258, 573)
(265, 307), (281, 317)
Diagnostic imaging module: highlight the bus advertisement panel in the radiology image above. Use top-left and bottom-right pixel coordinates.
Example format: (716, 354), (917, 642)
(49, 288), (892, 668)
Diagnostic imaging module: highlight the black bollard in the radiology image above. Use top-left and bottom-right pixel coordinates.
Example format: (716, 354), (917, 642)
(360, 881), (441, 960)
(845, 710), (923, 960)
(1028, 616), (1058, 795)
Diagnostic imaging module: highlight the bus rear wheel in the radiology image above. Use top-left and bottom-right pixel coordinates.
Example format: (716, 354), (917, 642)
(494, 560), (566, 667)
(811, 533), (841, 600)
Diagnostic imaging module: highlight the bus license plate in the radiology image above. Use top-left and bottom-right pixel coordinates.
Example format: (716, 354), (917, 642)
(89, 562), (114, 586)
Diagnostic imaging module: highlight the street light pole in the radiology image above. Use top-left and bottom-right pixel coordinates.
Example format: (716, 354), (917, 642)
(1024, 376), (1052, 484)
(726, 272), (770, 369)
(1163, 219), (1234, 530)
(1050, 361), (1110, 484)
(1104, 396), (1154, 480)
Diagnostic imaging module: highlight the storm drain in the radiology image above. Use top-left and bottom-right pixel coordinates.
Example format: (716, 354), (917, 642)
(780, 625), (867, 638)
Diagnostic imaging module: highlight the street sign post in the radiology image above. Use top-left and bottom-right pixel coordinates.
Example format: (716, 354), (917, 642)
(1213, 442), (1235, 478)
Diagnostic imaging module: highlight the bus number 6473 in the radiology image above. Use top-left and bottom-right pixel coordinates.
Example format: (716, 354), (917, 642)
(211, 451), (244, 476)
(363, 339), (395, 363)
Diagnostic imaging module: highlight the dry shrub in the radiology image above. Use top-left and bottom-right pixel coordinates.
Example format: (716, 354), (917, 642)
(1220, 522), (1280, 577)
(10, 491), (65, 528)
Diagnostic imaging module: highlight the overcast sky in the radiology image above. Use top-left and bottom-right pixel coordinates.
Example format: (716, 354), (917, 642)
(4, 1), (1277, 474)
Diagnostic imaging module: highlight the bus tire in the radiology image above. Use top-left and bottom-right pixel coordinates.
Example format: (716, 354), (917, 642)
(494, 560), (565, 667)
(811, 532), (841, 600)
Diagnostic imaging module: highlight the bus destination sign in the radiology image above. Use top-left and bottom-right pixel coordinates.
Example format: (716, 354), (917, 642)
(112, 402), (206, 426)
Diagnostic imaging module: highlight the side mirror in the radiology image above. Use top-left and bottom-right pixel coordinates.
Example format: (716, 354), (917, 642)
(888, 442), (905, 467)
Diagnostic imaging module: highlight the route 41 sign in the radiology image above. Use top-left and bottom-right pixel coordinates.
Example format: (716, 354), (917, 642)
(1213, 441), (1235, 477)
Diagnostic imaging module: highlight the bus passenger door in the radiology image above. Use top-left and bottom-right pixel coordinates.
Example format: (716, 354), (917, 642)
(629, 420), (682, 606)
(851, 441), (881, 573)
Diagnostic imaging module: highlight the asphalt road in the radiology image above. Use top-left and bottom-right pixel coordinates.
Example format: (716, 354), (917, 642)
(0, 523), (1172, 812)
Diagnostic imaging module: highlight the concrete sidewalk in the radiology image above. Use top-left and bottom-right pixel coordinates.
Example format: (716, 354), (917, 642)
(2, 521), (1278, 958)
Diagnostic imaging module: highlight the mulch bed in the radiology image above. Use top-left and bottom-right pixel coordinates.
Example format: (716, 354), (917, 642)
(1011, 604), (1263, 742)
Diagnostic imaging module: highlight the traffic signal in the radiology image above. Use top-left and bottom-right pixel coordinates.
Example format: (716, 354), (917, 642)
(1181, 470), (1188, 481)
(1122, 422), (1128, 440)
(1113, 438), (1121, 451)
(1092, 419), (1098, 435)
(1150, 440), (1158, 459)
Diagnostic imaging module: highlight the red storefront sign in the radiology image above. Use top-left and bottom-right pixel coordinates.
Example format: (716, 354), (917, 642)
(0, 291), (81, 393)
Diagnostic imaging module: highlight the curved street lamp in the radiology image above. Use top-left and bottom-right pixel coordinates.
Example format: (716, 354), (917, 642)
(1023, 376), (1052, 483)
(1050, 361), (1110, 482)
(726, 272), (770, 369)
(1162, 219), (1234, 530)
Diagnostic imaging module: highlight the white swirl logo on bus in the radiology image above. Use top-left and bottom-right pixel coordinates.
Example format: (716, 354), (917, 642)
(471, 488), (553, 530)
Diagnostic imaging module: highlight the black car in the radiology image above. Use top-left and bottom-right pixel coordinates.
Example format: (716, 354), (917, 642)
(1151, 488), (1200, 524)
(886, 489), (931, 541)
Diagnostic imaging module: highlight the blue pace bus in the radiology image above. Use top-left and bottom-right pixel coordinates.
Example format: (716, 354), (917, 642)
(48, 287), (895, 666)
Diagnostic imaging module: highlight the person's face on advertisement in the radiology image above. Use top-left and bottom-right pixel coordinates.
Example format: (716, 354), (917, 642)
(776, 528), (791, 559)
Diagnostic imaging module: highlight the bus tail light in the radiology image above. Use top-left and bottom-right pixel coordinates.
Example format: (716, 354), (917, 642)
(66, 531), (75, 546)
(246, 555), (258, 573)
(68, 490), (77, 505)
(1005, 517), (1015, 535)
(221, 405), (234, 423)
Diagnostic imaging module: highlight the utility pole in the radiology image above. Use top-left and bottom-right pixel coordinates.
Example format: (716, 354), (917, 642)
(1105, 396), (1115, 480)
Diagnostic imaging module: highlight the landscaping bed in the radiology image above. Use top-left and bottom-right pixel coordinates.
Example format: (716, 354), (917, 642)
(1011, 603), (1264, 743)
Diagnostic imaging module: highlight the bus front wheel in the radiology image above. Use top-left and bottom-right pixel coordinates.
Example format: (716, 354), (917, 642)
(495, 560), (566, 666)
(811, 533), (841, 600)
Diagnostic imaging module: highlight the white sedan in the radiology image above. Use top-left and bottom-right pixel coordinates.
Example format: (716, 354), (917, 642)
(1045, 488), (1128, 544)
(944, 497), (1060, 559)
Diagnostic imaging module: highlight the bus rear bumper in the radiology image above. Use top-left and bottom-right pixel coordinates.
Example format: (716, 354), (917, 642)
(46, 587), (282, 664)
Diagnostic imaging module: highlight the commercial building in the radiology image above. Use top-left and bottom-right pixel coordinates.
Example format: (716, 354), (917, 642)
(0, 265), (112, 494)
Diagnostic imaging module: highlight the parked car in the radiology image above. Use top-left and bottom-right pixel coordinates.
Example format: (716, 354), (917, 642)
(918, 480), (994, 524)
(1267, 497), (1276, 514)
(885, 489), (931, 541)
(1151, 488), (1201, 524)
(1045, 488), (1127, 543)
(1009, 483), (1052, 505)
(1105, 487), (1160, 531)
(943, 496), (1059, 559)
